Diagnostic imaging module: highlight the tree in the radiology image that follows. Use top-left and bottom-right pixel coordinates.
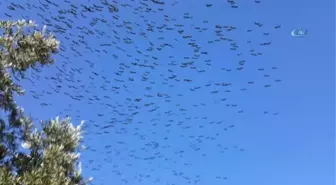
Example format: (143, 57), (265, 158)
(0, 20), (91, 185)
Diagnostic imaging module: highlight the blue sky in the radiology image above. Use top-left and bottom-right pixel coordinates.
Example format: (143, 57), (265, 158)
(1, 0), (335, 184)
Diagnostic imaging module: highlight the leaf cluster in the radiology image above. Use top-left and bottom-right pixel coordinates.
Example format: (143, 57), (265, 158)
(0, 20), (91, 185)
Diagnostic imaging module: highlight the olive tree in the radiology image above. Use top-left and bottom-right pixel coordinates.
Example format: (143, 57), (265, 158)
(0, 20), (91, 185)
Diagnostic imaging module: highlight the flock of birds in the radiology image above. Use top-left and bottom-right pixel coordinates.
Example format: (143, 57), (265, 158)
(1, 0), (285, 184)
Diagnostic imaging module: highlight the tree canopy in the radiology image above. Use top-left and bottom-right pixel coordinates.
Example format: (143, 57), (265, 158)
(0, 20), (91, 185)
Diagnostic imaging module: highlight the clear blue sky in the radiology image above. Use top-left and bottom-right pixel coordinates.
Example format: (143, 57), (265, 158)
(1, 0), (335, 184)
